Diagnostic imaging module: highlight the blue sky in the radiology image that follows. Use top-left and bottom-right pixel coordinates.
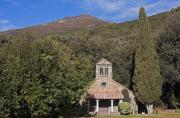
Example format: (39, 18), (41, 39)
(0, 0), (180, 31)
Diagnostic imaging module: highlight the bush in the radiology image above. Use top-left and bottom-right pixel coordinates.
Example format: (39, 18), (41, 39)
(118, 102), (132, 115)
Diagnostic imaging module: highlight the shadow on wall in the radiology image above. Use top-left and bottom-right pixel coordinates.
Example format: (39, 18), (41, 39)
(122, 88), (148, 114)
(122, 89), (130, 102)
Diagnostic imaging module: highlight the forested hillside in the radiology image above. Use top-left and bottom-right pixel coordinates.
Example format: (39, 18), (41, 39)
(0, 7), (171, 85)
(0, 7), (180, 117)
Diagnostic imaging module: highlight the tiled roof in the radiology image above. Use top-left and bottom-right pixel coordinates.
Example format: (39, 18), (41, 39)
(96, 58), (112, 65)
(86, 79), (133, 99)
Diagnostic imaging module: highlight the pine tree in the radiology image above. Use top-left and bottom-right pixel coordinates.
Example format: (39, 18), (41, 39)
(133, 7), (163, 114)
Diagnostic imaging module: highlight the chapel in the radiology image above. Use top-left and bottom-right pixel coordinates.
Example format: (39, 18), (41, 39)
(86, 58), (137, 115)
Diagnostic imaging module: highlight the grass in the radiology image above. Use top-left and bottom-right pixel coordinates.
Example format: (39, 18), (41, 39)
(94, 113), (180, 118)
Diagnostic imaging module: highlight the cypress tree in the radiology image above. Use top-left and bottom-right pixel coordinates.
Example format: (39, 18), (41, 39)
(133, 7), (162, 114)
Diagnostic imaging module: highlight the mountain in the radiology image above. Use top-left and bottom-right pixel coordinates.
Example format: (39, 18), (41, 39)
(0, 8), (175, 48)
(1, 14), (107, 36)
(1, 10), (171, 38)
(0, 7), (179, 45)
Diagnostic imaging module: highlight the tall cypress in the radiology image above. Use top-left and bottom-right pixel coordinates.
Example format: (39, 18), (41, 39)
(133, 7), (162, 114)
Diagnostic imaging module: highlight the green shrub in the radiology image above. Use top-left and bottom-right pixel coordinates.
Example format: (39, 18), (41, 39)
(118, 102), (132, 115)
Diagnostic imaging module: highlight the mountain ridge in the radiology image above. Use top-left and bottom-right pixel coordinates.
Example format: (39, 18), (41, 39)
(1, 7), (179, 37)
(1, 14), (107, 35)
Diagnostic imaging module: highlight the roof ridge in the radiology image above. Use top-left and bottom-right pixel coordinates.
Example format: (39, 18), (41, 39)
(96, 58), (112, 65)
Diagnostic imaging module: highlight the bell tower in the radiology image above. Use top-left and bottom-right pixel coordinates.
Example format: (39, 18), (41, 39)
(96, 58), (112, 79)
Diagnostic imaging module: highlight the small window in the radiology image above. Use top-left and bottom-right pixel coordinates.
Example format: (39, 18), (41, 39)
(105, 68), (108, 75)
(101, 82), (107, 87)
(100, 68), (103, 75)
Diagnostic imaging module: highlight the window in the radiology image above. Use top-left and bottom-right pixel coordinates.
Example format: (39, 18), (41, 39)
(101, 82), (107, 87)
(100, 68), (103, 75)
(105, 68), (108, 75)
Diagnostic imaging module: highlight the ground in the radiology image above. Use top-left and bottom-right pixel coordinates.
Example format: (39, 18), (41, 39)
(93, 113), (180, 118)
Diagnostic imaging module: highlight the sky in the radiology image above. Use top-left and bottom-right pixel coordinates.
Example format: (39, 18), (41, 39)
(0, 0), (180, 31)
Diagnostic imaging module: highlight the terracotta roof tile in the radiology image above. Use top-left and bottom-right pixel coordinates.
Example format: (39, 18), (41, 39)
(96, 58), (112, 65)
(87, 79), (132, 99)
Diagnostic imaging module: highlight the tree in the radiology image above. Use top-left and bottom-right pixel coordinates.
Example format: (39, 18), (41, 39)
(133, 7), (163, 114)
(0, 36), (92, 118)
(158, 7), (180, 107)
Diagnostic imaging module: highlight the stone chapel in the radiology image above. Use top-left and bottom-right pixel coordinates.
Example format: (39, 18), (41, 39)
(85, 58), (137, 115)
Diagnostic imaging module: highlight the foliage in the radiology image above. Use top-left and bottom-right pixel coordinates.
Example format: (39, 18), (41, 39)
(49, 24), (135, 87)
(0, 37), (92, 118)
(133, 7), (163, 105)
(170, 94), (180, 109)
(118, 102), (132, 115)
(158, 8), (180, 82)
(158, 7), (180, 107)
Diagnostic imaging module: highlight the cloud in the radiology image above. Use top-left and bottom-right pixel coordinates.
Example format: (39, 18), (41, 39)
(144, 0), (180, 15)
(0, 19), (10, 24)
(86, 0), (123, 12)
(0, 19), (16, 31)
(0, 24), (16, 32)
(80, 0), (180, 22)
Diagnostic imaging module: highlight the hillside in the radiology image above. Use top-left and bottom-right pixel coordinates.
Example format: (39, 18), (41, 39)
(0, 7), (179, 86)
(0, 9), (169, 37)
(1, 14), (107, 36)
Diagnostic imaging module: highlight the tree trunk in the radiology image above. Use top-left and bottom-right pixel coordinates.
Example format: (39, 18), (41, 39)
(146, 104), (153, 114)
